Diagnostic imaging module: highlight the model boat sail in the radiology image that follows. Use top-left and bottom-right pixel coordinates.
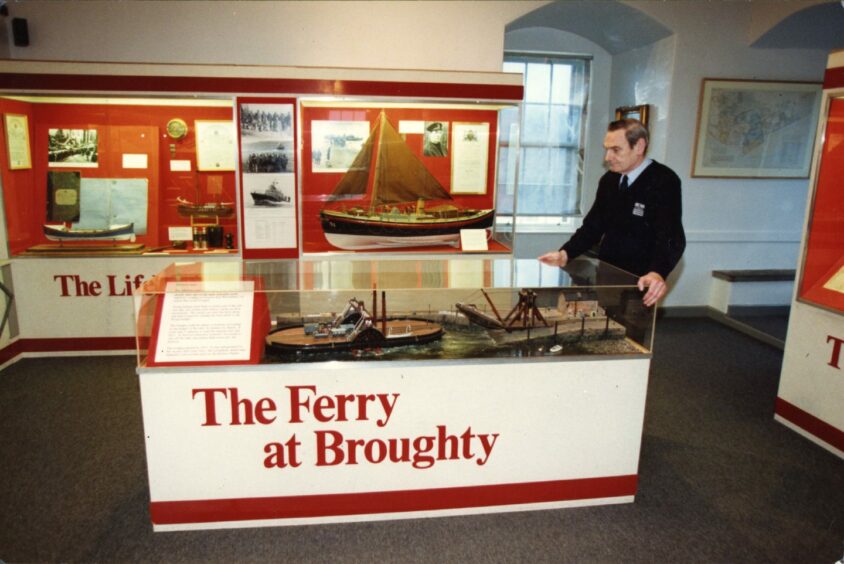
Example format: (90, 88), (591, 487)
(320, 111), (494, 250)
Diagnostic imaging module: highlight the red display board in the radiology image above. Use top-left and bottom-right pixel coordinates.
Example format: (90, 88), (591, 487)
(799, 97), (844, 313)
(0, 98), (238, 254)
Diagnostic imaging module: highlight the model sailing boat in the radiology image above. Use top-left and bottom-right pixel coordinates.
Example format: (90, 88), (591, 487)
(319, 111), (495, 250)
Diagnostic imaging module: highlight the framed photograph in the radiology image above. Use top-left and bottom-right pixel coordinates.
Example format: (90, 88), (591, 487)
(195, 120), (236, 171)
(239, 102), (295, 173)
(4, 113), (31, 169)
(310, 120), (370, 172)
(614, 104), (649, 128)
(48, 128), (98, 168)
(691, 79), (822, 178)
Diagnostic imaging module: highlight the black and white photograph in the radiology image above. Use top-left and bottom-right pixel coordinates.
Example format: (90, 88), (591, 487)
(48, 128), (98, 167)
(239, 103), (295, 174)
(243, 173), (293, 208)
(423, 121), (448, 157)
(311, 120), (369, 172)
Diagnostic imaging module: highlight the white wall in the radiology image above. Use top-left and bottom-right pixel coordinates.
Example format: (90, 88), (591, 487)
(4, 1), (544, 72)
(508, 2), (828, 307)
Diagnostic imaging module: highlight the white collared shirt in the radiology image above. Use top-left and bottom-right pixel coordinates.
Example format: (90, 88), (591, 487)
(620, 158), (653, 188)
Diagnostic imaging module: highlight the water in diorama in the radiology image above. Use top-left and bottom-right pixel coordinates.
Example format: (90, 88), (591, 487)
(263, 286), (647, 363)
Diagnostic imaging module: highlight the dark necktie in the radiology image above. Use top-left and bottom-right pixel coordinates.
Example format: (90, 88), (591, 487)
(620, 175), (628, 191)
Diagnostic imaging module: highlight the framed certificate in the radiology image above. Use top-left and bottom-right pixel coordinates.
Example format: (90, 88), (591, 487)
(5, 113), (31, 170)
(451, 122), (489, 194)
(195, 120), (236, 171)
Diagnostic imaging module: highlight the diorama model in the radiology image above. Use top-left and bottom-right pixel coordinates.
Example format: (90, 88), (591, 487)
(251, 179), (291, 206)
(319, 111), (494, 250)
(265, 291), (444, 355)
(265, 287), (629, 362)
(43, 222), (136, 242)
(456, 289), (624, 345)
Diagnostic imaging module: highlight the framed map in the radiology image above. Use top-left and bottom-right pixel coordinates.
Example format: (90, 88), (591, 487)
(692, 79), (822, 178)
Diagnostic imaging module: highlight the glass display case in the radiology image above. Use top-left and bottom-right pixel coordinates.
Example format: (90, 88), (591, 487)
(133, 256), (655, 368)
(797, 94), (844, 315)
(135, 256), (655, 531)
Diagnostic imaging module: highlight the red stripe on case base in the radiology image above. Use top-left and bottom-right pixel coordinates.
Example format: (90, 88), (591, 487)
(776, 397), (844, 453)
(150, 475), (638, 525)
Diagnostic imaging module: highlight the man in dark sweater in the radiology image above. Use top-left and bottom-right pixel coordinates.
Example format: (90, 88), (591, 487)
(539, 119), (685, 307)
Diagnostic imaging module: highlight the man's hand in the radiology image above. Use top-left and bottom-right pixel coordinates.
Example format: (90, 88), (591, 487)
(638, 271), (667, 307)
(538, 249), (568, 267)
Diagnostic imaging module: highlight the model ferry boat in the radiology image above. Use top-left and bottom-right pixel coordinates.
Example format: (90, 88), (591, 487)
(176, 197), (235, 219)
(43, 222), (136, 242)
(320, 111), (494, 250)
(456, 289), (625, 344)
(266, 292), (443, 355)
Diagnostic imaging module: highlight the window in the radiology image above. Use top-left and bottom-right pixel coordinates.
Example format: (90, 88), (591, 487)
(498, 53), (590, 225)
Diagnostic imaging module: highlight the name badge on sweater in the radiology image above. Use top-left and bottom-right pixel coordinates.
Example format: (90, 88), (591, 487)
(633, 202), (645, 217)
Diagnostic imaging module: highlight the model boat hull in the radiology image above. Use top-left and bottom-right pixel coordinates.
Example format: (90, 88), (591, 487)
(320, 208), (494, 249)
(43, 222), (136, 242)
(267, 318), (443, 354)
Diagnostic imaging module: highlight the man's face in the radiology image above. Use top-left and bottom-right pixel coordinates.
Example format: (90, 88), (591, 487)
(603, 129), (645, 174)
(429, 128), (442, 143)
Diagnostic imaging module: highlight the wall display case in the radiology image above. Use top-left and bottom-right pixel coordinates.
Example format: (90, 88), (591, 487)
(0, 94), (240, 256)
(135, 256), (655, 530)
(0, 61), (522, 361)
(777, 50), (844, 459)
(299, 101), (517, 255)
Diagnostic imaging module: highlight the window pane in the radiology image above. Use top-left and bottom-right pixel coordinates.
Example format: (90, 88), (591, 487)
(525, 63), (550, 104)
(503, 54), (590, 219)
(503, 61), (523, 75)
(522, 103), (550, 145)
(551, 64), (572, 105)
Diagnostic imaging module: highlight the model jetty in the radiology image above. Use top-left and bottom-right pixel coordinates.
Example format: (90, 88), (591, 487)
(43, 222), (136, 242)
(176, 197), (235, 219)
(319, 111), (494, 250)
(251, 180), (290, 206)
(266, 290), (444, 355)
(455, 289), (625, 345)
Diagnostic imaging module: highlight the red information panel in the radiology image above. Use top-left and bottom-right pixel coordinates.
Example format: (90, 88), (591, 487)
(300, 105), (503, 254)
(799, 96), (844, 313)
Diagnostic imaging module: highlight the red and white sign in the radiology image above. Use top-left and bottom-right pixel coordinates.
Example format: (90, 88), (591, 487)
(140, 356), (650, 530)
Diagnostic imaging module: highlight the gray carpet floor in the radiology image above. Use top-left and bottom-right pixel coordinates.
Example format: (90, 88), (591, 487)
(1, 318), (842, 562)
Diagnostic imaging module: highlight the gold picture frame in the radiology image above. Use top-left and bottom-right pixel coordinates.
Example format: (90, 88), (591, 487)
(614, 104), (650, 128)
(4, 113), (32, 170)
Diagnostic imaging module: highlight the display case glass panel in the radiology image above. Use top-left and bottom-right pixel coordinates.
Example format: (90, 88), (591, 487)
(133, 257), (655, 368)
(299, 100), (518, 255)
(798, 94), (844, 314)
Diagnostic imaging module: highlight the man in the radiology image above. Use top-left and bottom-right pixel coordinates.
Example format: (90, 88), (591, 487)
(423, 121), (447, 157)
(539, 119), (685, 307)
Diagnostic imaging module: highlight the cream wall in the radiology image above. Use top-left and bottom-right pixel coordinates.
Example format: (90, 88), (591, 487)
(4, 1), (544, 72)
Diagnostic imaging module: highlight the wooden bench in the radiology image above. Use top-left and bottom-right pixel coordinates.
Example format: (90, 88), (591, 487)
(710, 269), (796, 314)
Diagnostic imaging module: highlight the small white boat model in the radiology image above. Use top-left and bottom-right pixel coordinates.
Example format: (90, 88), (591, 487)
(43, 222), (136, 242)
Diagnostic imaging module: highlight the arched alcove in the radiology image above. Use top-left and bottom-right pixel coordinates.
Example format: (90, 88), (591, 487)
(506, 0), (673, 54)
(751, 2), (844, 50)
